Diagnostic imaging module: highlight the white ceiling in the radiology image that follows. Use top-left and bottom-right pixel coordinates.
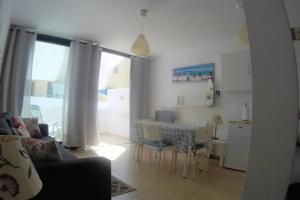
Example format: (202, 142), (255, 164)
(11, 0), (244, 57)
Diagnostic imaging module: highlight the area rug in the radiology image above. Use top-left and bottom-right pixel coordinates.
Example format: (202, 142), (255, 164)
(111, 175), (136, 197)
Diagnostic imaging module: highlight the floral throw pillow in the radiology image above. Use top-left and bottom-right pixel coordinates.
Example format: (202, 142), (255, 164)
(11, 116), (31, 137)
(22, 118), (43, 138)
(21, 137), (63, 161)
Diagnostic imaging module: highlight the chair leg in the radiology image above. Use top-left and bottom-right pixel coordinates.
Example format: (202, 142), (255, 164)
(205, 150), (209, 172)
(193, 154), (200, 179)
(189, 154), (192, 168)
(149, 150), (152, 168)
(136, 143), (140, 163)
(198, 152), (203, 171)
(157, 150), (162, 177)
(174, 150), (178, 171)
(163, 151), (166, 162)
(133, 143), (137, 160)
(170, 150), (174, 171)
(139, 145), (144, 169)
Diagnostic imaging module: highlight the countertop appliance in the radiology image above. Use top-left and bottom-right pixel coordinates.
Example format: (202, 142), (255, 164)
(155, 110), (174, 123)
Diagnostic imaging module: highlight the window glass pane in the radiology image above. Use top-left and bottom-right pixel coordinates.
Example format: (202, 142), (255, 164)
(22, 41), (69, 141)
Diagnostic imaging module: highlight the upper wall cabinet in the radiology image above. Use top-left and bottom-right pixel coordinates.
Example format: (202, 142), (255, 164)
(221, 50), (252, 92)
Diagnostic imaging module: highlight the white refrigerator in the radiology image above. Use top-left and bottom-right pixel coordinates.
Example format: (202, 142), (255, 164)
(224, 122), (252, 171)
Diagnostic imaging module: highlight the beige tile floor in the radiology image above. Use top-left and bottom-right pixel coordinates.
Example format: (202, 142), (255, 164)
(72, 134), (245, 200)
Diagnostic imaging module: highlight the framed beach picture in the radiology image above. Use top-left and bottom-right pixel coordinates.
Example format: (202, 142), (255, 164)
(172, 63), (215, 83)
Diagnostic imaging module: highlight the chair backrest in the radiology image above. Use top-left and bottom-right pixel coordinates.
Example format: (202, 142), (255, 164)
(142, 123), (162, 141)
(195, 127), (214, 144)
(132, 119), (152, 140)
(29, 105), (44, 123)
(133, 119), (152, 133)
(133, 119), (152, 124)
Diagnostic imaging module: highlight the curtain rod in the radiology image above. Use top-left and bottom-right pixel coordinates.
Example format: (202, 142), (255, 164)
(11, 24), (150, 59)
(10, 25), (36, 34)
(38, 33), (134, 58)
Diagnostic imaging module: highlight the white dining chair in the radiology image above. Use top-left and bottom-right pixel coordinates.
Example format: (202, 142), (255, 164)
(139, 123), (175, 177)
(132, 119), (152, 162)
(191, 126), (214, 178)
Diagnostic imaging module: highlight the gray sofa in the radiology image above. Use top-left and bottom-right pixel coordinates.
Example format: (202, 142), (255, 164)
(0, 112), (111, 200)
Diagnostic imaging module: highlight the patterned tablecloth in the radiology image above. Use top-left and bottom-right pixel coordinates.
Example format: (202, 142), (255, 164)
(132, 122), (198, 153)
(160, 124), (198, 153)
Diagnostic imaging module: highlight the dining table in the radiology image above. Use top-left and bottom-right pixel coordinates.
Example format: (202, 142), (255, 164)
(133, 121), (202, 178)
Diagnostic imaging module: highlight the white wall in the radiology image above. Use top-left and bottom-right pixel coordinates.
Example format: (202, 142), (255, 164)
(0, 0), (12, 68)
(149, 45), (251, 140)
(241, 0), (298, 199)
(284, 0), (300, 184)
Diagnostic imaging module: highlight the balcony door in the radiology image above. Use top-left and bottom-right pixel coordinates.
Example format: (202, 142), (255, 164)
(97, 51), (131, 140)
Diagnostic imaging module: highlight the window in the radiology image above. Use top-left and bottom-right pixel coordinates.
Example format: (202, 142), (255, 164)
(22, 36), (70, 140)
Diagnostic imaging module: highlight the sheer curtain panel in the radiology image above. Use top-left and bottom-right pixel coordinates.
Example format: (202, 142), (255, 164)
(0, 27), (37, 115)
(63, 41), (101, 147)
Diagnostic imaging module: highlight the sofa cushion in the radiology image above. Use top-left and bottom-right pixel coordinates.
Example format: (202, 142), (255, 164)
(21, 137), (63, 161)
(40, 136), (77, 160)
(11, 127), (31, 137)
(22, 118), (43, 138)
(0, 112), (17, 136)
(11, 116), (31, 137)
(39, 124), (49, 137)
(0, 118), (13, 135)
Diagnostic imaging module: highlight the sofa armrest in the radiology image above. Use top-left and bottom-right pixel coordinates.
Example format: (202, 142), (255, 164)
(32, 157), (111, 200)
(38, 123), (49, 137)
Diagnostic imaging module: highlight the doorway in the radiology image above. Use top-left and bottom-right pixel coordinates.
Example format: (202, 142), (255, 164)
(97, 51), (131, 143)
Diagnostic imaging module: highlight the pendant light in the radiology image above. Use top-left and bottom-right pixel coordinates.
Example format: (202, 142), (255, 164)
(238, 22), (249, 45)
(235, 0), (249, 45)
(131, 9), (151, 56)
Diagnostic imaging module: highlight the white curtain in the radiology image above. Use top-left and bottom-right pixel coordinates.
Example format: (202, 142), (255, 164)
(62, 40), (101, 147)
(0, 27), (37, 115)
(130, 56), (150, 141)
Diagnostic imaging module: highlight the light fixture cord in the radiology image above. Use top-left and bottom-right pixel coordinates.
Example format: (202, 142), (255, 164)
(140, 16), (144, 34)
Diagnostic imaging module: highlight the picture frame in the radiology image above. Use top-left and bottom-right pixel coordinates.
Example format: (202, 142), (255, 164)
(172, 63), (215, 83)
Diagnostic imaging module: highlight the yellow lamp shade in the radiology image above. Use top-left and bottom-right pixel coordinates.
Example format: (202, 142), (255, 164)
(238, 22), (249, 45)
(131, 34), (150, 56)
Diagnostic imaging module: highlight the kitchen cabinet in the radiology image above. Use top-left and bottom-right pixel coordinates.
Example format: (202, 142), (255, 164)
(221, 50), (252, 92)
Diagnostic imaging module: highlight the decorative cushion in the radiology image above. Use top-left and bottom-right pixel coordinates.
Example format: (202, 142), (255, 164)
(11, 116), (31, 137)
(22, 118), (43, 138)
(0, 118), (13, 135)
(21, 137), (63, 161)
(0, 112), (16, 135)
